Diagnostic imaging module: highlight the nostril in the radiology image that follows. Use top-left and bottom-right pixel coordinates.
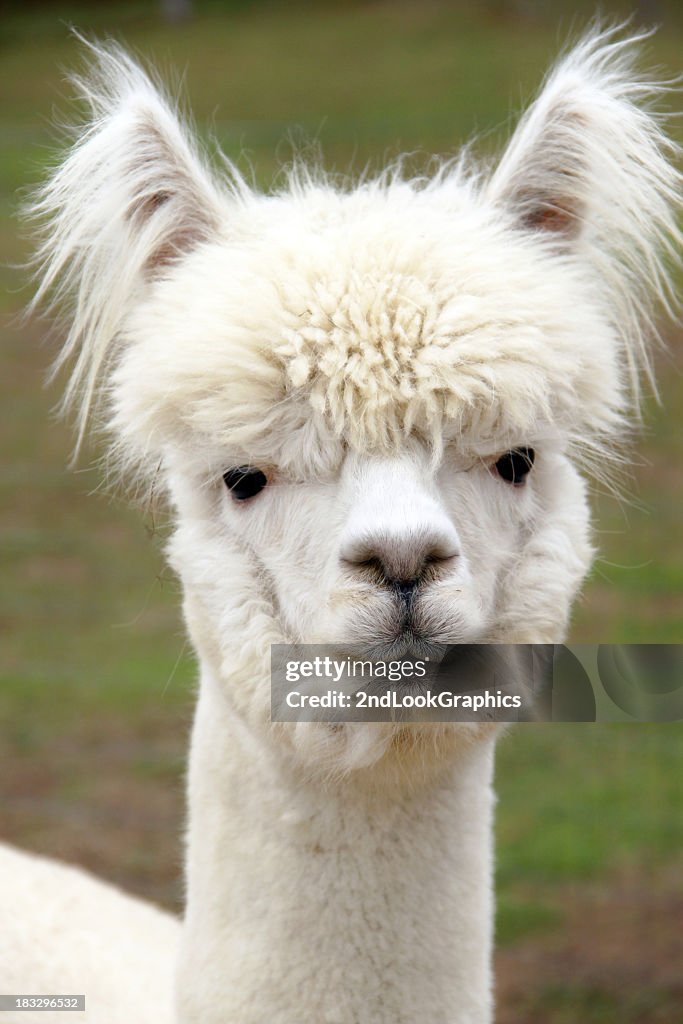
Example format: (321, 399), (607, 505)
(424, 541), (460, 565)
(342, 554), (385, 576)
(340, 529), (459, 583)
(426, 551), (460, 578)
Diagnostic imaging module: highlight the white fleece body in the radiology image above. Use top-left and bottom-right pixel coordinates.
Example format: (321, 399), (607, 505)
(0, 842), (178, 1024)
(178, 678), (495, 1024)
(2, 25), (680, 1024)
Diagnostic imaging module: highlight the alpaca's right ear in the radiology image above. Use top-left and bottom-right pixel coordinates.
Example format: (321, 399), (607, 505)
(29, 40), (230, 449)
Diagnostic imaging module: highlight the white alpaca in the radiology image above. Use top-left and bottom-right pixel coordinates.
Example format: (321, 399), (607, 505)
(1, 27), (680, 1024)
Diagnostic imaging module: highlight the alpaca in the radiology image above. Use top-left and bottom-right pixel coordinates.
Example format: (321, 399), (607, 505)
(0, 841), (178, 1022)
(1, 26), (680, 1024)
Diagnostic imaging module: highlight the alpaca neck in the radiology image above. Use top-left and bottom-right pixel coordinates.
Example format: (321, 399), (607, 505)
(177, 669), (495, 1024)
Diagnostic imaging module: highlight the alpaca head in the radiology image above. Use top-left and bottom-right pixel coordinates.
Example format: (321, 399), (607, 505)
(33, 30), (680, 773)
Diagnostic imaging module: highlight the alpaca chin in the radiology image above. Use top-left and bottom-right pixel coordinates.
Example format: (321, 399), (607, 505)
(285, 719), (503, 782)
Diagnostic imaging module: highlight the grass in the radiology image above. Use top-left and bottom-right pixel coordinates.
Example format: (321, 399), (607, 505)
(510, 985), (680, 1024)
(1, 4), (682, 1022)
(497, 725), (683, 883)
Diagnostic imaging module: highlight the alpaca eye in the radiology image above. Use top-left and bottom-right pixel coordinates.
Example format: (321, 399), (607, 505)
(494, 448), (535, 485)
(223, 467), (268, 501)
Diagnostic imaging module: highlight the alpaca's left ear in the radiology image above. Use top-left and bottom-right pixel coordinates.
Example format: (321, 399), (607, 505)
(486, 27), (682, 398)
(487, 27), (681, 252)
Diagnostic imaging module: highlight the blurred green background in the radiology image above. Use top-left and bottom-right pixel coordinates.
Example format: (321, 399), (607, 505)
(0, 3), (681, 1022)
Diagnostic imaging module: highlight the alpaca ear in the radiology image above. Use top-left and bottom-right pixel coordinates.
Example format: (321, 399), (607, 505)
(486, 27), (682, 399)
(487, 27), (681, 248)
(29, 40), (230, 448)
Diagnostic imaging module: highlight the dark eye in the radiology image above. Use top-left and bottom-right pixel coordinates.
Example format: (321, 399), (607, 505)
(223, 467), (268, 501)
(494, 448), (535, 485)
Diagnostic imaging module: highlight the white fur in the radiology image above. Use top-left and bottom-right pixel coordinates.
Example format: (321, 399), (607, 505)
(0, 842), (178, 1023)
(3, 24), (680, 1024)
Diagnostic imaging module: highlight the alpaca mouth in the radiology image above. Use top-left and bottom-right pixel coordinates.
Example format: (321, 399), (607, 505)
(364, 626), (446, 662)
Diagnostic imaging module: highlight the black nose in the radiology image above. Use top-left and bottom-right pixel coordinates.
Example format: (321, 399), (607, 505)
(341, 528), (459, 584)
(393, 578), (419, 610)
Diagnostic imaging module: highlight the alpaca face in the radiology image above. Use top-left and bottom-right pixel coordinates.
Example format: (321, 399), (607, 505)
(32, 35), (680, 770)
(261, 444), (587, 649)
(121, 189), (612, 654)
(166, 413), (591, 655)
(141, 194), (598, 776)
(164, 398), (590, 773)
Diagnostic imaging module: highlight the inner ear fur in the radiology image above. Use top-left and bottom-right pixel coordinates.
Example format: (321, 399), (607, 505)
(487, 29), (681, 257)
(123, 116), (220, 272)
